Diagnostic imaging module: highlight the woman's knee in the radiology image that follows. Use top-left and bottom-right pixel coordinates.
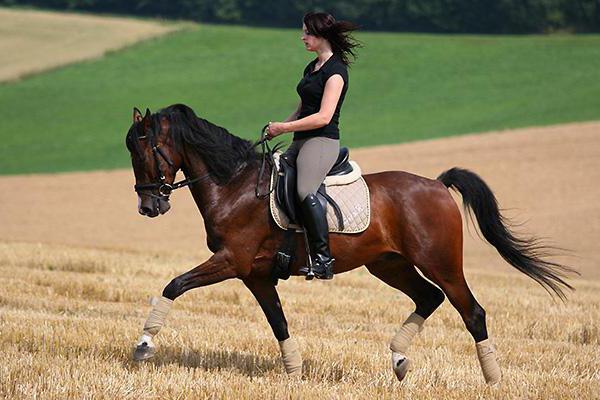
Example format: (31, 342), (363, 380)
(296, 185), (313, 203)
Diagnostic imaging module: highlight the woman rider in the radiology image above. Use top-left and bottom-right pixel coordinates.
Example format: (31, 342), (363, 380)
(266, 12), (359, 280)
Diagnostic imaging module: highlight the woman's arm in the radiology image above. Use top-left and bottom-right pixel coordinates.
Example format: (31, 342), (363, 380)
(267, 75), (344, 138)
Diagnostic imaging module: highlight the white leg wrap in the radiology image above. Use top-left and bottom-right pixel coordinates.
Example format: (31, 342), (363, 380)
(137, 333), (155, 348)
(279, 338), (302, 377)
(391, 352), (411, 381)
(138, 296), (173, 345)
(390, 312), (425, 354)
(476, 338), (501, 385)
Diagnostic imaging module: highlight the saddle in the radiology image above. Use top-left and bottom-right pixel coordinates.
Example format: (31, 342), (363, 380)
(271, 147), (369, 283)
(275, 147), (356, 231)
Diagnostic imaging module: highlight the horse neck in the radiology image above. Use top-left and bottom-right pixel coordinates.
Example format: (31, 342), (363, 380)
(180, 142), (259, 222)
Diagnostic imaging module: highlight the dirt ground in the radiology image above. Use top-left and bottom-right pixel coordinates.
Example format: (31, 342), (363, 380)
(1, 241), (598, 399)
(0, 8), (177, 82)
(1, 121), (598, 280)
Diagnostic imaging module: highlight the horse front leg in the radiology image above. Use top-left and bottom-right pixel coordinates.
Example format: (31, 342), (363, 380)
(243, 277), (302, 377)
(133, 252), (237, 361)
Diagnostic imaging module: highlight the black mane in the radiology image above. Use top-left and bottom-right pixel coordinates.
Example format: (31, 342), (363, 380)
(158, 104), (259, 185)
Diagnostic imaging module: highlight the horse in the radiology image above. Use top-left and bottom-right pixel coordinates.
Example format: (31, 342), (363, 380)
(125, 104), (574, 385)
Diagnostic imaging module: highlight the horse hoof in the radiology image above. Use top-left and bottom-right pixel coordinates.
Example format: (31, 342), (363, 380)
(133, 343), (156, 362)
(392, 352), (411, 382)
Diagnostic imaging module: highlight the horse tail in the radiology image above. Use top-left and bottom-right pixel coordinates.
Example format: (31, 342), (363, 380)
(437, 167), (576, 301)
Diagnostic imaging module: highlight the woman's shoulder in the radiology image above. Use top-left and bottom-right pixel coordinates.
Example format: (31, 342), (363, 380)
(324, 56), (349, 80)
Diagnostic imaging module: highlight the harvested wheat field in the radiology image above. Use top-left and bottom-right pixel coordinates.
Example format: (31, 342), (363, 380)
(0, 8), (178, 82)
(1, 123), (599, 399)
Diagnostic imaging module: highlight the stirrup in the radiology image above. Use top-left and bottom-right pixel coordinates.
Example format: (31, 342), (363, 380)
(299, 229), (316, 280)
(298, 265), (315, 280)
(299, 258), (334, 280)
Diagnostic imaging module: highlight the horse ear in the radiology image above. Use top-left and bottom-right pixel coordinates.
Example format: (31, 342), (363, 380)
(142, 108), (152, 131)
(133, 107), (143, 123)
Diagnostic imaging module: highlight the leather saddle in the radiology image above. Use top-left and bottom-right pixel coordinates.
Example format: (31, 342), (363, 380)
(275, 147), (353, 231)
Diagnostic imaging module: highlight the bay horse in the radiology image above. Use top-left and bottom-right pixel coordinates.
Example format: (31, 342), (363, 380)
(126, 104), (574, 385)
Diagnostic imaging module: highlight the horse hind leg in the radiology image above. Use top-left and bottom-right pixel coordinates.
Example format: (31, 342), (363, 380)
(419, 261), (501, 386)
(366, 256), (445, 381)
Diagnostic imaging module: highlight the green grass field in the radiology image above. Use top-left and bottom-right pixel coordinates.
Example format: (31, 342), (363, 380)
(1, 23), (599, 174)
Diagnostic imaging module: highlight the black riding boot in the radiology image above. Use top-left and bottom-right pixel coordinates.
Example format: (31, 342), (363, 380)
(298, 193), (334, 280)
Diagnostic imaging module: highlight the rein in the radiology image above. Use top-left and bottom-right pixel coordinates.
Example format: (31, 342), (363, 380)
(134, 124), (282, 200)
(254, 124), (284, 199)
(134, 174), (211, 199)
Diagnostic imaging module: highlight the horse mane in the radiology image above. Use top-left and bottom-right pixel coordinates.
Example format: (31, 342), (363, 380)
(158, 104), (259, 185)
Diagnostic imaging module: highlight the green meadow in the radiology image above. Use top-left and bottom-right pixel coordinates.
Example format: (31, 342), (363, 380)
(1, 24), (599, 174)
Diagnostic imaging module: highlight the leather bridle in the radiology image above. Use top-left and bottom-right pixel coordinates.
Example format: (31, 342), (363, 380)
(133, 130), (210, 199)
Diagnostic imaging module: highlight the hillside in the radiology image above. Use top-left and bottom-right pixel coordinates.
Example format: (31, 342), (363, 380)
(1, 17), (599, 174)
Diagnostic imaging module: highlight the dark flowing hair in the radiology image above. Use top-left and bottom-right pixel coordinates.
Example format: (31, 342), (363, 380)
(303, 12), (361, 66)
(163, 104), (260, 185)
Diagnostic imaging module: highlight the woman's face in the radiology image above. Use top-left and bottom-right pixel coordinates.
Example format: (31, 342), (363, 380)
(301, 23), (324, 52)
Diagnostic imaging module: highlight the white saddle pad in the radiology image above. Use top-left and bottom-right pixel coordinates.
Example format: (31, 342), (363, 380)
(269, 154), (371, 234)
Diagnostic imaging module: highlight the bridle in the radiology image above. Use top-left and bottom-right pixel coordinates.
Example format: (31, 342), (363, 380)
(133, 123), (279, 200)
(133, 130), (210, 199)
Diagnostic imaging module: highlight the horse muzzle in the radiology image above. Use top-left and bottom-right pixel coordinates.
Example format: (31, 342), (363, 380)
(138, 194), (171, 217)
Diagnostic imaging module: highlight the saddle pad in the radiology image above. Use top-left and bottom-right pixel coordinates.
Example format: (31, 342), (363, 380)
(269, 159), (371, 234)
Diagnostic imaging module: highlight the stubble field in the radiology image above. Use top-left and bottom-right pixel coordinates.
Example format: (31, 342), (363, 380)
(0, 7), (178, 83)
(1, 122), (599, 399)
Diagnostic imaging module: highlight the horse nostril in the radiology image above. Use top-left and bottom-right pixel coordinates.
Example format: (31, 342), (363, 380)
(140, 206), (152, 215)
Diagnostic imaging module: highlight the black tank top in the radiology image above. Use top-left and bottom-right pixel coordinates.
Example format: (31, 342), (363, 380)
(294, 53), (349, 141)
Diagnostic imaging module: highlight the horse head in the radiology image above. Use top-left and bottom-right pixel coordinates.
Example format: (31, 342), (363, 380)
(126, 107), (183, 218)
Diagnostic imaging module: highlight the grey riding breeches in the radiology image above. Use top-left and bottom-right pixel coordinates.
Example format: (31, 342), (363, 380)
(283, 136), (340, 202)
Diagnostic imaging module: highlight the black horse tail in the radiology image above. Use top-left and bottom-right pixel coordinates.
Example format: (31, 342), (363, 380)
(437, 167), (577, 301)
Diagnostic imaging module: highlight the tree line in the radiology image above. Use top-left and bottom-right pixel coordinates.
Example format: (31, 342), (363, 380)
(3, 0), (599, 33)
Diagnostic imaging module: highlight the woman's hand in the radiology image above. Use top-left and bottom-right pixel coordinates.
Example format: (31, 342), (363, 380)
(266, 122), (288, 139)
